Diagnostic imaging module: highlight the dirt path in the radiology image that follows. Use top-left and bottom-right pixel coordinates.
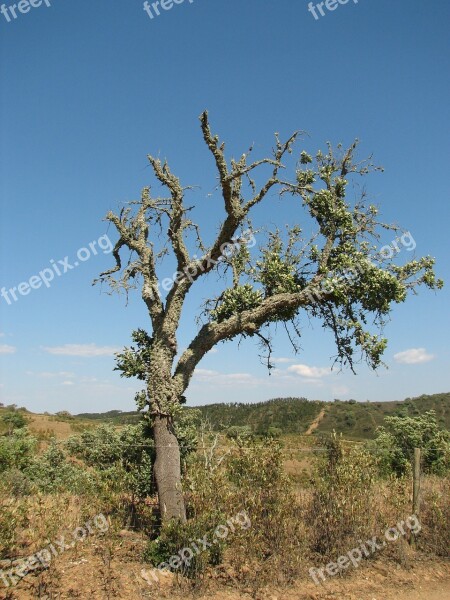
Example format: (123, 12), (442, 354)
(305, 408), (326, 435)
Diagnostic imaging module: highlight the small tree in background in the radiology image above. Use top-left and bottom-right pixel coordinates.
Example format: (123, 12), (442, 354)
(1, 411), (27, 435)
(97, 111), (442, 522)
(375, 411), (450, 476)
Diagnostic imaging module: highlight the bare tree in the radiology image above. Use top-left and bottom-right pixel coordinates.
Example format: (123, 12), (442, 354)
(96, 111), (442, 522)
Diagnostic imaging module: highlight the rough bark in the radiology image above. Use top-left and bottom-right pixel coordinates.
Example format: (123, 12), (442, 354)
(152, 414), (186, 522)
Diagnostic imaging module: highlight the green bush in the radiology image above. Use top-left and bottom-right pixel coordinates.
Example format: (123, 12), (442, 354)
(373, 410), (450, 476)
(25, 439), (98, 495)
(66, 422), (155, 498)
(0, 428), (37, 473)
(144, 511), (226, 579)
(225, 425), (253, 440)
(1, 411), (27, 432)
(66, 412), (199, 500)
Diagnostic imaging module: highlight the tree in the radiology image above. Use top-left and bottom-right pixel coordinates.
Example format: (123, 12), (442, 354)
(1, 411), (27, 434)
(96, 111), (442, 522)
(374, 411), (450, 476)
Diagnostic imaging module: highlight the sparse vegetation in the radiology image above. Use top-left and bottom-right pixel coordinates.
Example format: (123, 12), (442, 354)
(0, 397), (448, 596)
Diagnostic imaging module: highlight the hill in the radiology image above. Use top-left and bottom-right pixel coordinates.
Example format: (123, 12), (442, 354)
(3, 392), (448, 441)
(75, 392), (450, 440)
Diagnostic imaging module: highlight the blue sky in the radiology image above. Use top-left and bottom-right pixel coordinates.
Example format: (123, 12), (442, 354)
(0, 0), (449, 414)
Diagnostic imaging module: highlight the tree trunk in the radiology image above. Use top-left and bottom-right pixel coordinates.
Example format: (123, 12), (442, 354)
(153, 414), (187, 523)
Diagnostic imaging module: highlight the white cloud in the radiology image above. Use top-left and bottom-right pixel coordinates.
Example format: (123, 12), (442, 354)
(80, 376), (99, 384)
(271, 357), (296, 364)
(287, 364), (332, 378)
(42, 344), (119, 357)
(193, 368), (261, 387)
(0, 344), (16, 355)
(0, 332), (5, 338)
(27, 371), (75, 379)
(61, 381), (75, 386)
(393, 348), (434, 365)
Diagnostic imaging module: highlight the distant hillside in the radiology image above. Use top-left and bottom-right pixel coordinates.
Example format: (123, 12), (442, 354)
(194, 393), (450, 440)
(317, 392), (450, 439)
(194, 397), (323, 435)
(75, 409), (141, 424)
(75, 392), (450, 440)
(2, 393), (448, 441)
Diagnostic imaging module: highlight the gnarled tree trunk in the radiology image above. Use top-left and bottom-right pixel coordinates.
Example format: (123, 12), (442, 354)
(152, 414), (186, 523)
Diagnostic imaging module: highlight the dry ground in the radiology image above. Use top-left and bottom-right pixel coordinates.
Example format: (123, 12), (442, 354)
(1, 529), (448, 600)
(27, 415), (75, 441)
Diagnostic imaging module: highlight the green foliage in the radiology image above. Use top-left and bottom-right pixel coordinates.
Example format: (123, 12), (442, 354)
(75, 392), (450, 441)
(203, 138), (443, 372)
(0, 428), (37, 473)
(1, 410), (27, 432)
(225, 425), (253, 440)
(255, 229), (304, 297)
(373, 410), (450, 476)
(67, 422), (152, 468)
(211, 284), (263, 323)
(174, 408), (202, 465)
(292, 144), (443, 370)
(115, 329), (153, 381)
(186, 437), (303, 582)
(25, 439), (98, 495)
(344, 411), (356, 427)
(66, 422), (155, 498)
(144, 511), (226, 578)
(54, 410), (74, 421)
(65, 412), (199, 498)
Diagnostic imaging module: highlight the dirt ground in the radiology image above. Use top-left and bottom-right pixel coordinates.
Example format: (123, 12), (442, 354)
(1, 529), (448, 600)
(190, 561), (450, 600)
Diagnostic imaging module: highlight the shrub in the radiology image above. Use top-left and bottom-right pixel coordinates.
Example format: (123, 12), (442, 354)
(225, 425), (253, 440)
(0, 428), (37, 473)
(1, 411), (27, 432)
(65, 411), (199, 499)
(374, 411), (450, 476)
(66, 422), (155, 498)
(418, 476), (450, 557)
(144, 512), (226, 580)
(147, 437), (306, 587)
(309, 433), (378, 556)
(25, 439), (98, 495)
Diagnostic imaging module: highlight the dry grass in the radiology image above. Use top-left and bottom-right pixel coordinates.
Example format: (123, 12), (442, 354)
(0, 433), (448, 599)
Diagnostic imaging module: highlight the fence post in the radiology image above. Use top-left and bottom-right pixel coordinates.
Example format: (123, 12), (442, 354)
(411, 447), (422, 547)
